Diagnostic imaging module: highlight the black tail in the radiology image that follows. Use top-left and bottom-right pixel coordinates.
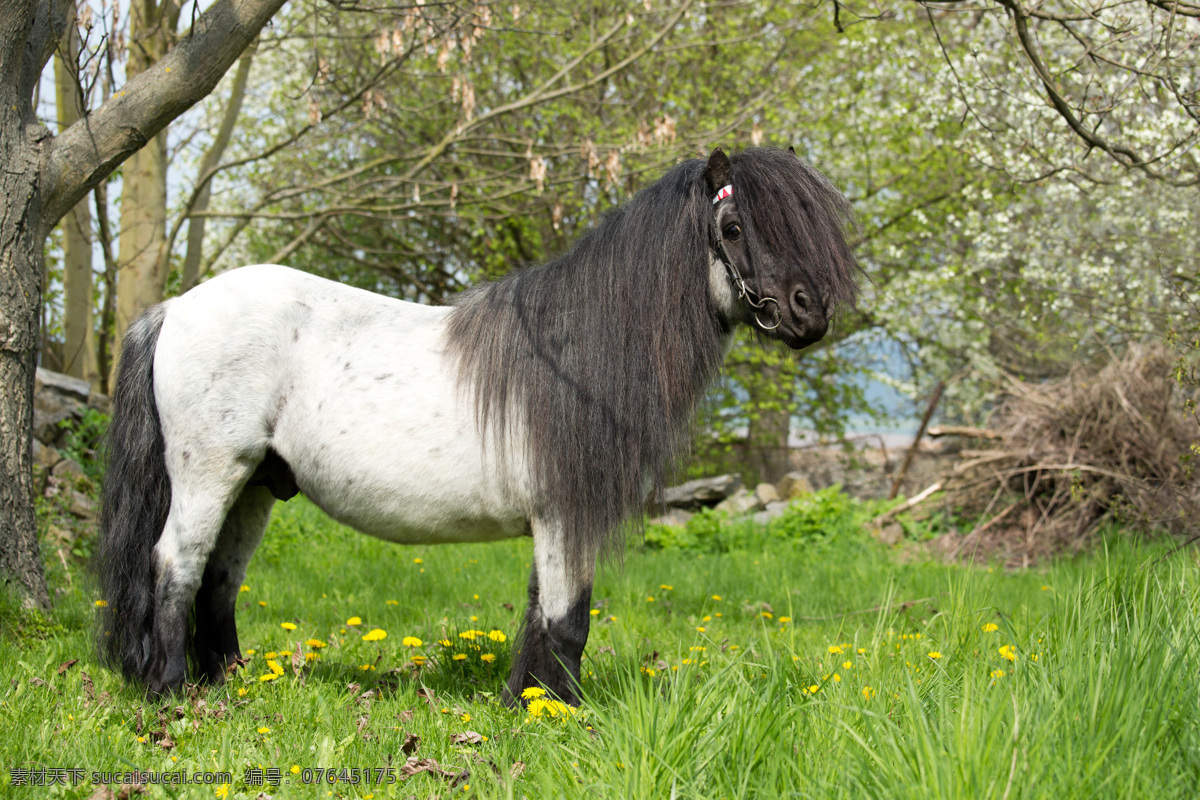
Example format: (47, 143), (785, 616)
(96, 304), (172, 684)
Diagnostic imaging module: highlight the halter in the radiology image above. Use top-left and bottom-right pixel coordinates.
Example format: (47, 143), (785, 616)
(711, 185), (783, 331)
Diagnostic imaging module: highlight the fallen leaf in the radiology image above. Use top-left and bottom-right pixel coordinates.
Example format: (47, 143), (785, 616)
(29, 676), (49, 688)
(86, 787), (115, 800)
(450, 731), (482, 745)
(57, 659), (79, 674)
(396, 709), (415, 724)
(81, 671), (94, 700)
(402, 731), (420, 754)
(416, 687), (439, 709)
(157, 734), (175, 749)
(509, 761), (526, 779)
(346, 682), (361, 694)
(291, 643), (303, 675)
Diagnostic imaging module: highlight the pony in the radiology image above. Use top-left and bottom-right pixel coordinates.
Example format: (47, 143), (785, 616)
(96, 147), (859, 705)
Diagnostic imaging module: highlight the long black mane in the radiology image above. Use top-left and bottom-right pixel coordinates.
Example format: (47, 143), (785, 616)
(445, 148), (858, 559)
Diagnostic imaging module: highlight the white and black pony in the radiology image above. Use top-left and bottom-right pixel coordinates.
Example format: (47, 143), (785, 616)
(96, 147), (859, 705)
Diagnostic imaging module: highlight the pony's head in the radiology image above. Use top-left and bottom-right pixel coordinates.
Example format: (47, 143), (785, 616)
(704, 147), (860, 349)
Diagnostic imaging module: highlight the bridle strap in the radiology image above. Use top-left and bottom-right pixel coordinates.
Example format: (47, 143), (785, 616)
(711, 185), (783, 331)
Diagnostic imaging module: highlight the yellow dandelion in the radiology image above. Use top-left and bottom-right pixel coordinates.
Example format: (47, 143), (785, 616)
(291, 765), (301, 774)
(990, 669), (1006, 678)
(346, 616), (362, 626)
(279, 650), (292, 658)
(928, 651), (942, 660)
(712, 595), (722, 601)
(488, 630), (507, 642)
(280, 622), (296, 631)
(862, 686), (875, 699)
(470, 615), (478, 621)
(246, 649), (256, 655)
(702, 615), (712, 622)
(362, 628), (387, 642)
(481, 653), (496, 663)
(268, 659), (284, 676)
(527, 698), (575, 718)
(522, 687), (547, 700)
(257, 727), (270, 734)
(460, 712), (471, 722)
(660, 584), (674, 590)
(589, 609), (600, 616)
(832, 673), (841, 683)
(264, 651), (277, 659)
(1041, 585), (1050, 591)
(94, 600), (108, 608)
(237, 687), (247, 697)
(857, 648), (866, 655)
(413, 558), (423, 564)
(216, 787), (229, 799)
(843, 660), (852, 669)
(696, 626), (706, 633)
(305, 653), (319, 662)
(259, 673), (278, 682)
(646, 596), (655, 602)
(999, 645), (1017, 662)
(387, 600), (399, 606)
(827, 645), (843, 655)
(360, 664), (376, 671)
(411, 655), (427, 666)
(258, 601), (266, 607)
(808, 685), (820, 694)
(452, 653), (467, 661)
(402, 636), (423, 647)
(762, 611), (773, 619)
(306, 639), (326, 649)
(982, 623), (999, 633)
(438, 639), (453, 647)
(779, 616), (791, 623)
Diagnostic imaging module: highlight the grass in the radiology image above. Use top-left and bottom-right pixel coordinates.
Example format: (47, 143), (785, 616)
(4, 496), (1200, 798)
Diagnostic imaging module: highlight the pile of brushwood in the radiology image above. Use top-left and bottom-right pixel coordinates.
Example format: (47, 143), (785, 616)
(909, 345), (1200, 564)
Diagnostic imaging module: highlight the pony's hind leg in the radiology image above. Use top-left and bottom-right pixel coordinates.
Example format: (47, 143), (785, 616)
(145, 464), (252, 696)
(192, 486), (274, 684)
(505, 518), (597, 707)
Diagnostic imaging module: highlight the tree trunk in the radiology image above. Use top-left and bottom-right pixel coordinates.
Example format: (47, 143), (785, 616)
(54, 20), (96, 385)
(0, 96), (52, 612)
(1, 0), (287, 612)
(181, 49), (253, 292)
(112, 0), (179, 368)
(746, 360), (793, 485)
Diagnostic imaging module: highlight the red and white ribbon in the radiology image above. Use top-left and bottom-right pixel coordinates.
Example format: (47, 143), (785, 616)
(712, 184), (733, 205)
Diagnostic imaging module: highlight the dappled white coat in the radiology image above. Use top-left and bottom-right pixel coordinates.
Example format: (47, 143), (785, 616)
(150, 260), (734, 622)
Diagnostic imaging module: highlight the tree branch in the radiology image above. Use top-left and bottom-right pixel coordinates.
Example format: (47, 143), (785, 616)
(40, 0), (287, 230)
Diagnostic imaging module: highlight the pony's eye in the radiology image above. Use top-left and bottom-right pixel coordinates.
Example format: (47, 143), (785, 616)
(723, 223), (742, 241)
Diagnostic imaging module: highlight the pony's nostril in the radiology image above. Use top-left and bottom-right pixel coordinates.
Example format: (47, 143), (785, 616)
(793, 289), (809, 312)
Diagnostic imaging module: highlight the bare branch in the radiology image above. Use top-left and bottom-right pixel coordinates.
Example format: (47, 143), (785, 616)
(41, 0), (288, 229)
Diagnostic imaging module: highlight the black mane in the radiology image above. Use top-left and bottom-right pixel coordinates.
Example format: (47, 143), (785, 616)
(445, 148), (858, 559)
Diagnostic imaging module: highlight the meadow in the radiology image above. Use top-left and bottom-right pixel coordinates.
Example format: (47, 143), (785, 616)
(4, 493), (1200, 799)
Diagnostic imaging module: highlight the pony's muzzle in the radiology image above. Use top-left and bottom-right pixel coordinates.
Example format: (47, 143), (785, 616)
(785, 285), (828, 347)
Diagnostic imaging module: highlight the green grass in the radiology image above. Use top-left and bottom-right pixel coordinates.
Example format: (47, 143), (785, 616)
(4, 496), (1200, 798)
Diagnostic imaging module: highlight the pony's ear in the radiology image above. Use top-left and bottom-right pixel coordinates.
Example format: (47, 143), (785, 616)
(788, 145), (796, 156)
(705, 148), (732, 193)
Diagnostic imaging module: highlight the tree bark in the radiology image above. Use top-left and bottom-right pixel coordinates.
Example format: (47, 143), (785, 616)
(113, 0), (179, 367)
(0, 0), (58, 611)
(54, 15), (96, 385)
(746, 359), (793, 484)
(1, 0), (287, 610)
(181, 48), (253, 292)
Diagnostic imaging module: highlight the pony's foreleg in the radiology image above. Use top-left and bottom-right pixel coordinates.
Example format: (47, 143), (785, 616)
(192, 486), (274, 684)
(145, 471), (248, 696)
(505, 518), (597, 707)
